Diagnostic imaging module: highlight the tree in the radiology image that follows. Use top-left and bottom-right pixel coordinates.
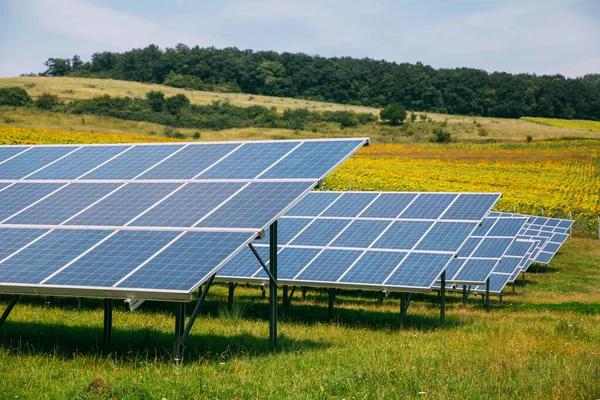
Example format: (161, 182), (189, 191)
(35, 93), (61, 109)
(165, 93), (190, 115)
(380, 103), (407, 125)
(71, 55), (84, 71)
(0, 87), (32, 106)
(42, 58), (71, 76)
(146, 90), (165, 112)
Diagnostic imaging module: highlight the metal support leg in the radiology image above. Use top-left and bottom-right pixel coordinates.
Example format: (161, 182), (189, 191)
(485, 278), (490, 308)
(269, 221), (278, 347)
(282, 285), (289, 320)
(174, 303), (185, 362)
(261, 284), (266, 299)
(302, 287), (307, 302)
(103, 298), (113, 344)
(512, 281), (515, 294)
(462, 286), (467, 308)
(378, 291), (384, 305)
(522, 272), (525, 283)
(440, 271), (446, 324)
(0, 295), (19, 329)
(328, 288), (335, 320)
(499, 292), (503, 306)
(400, 293), (411, 327)
(228, 282), (235, 311)
(78, 297), (83, 310)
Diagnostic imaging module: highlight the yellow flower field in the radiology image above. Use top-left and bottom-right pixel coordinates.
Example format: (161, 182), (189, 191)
(326, 140), (600, 235)
(0, 125), (174, 144)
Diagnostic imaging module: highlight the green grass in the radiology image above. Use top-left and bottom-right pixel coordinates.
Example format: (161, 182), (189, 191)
(1, 238), (599, 399)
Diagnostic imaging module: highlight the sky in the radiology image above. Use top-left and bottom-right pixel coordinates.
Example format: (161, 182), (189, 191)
(0, 0), (599, 78)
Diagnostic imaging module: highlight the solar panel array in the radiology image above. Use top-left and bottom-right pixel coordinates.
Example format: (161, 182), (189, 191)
(217, 191), (501, 293)
(0, 139), (368, 301)
(442, 215), (528, 285)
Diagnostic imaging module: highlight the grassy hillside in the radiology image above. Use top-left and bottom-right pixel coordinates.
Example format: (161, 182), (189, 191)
(0, 238), (598, 399)
(1, 77), (599, 142)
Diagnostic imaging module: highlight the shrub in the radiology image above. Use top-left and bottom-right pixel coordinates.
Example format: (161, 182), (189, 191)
(165, 93), (190, 115)
(146, 90), (165, 112)
(432, 125), (452, 143)
(380, 103), (407, 125)
(0, 87), (32, 106)
(526, 135), (533, 142)
(35, 93), (61, 109)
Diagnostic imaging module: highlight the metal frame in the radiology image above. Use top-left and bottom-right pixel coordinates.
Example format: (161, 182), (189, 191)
(0, 295), (20, 329)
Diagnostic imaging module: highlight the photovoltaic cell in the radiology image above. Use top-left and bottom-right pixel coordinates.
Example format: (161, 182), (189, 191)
(0, 228), (49, 261)
(5, 183), (122, 225)
(295, 249), (363, 282)
(257, 247), (322, 280)
(385, 253), (453, 288)
(471, 238), (514, 258)
(45, 230), (180, 287)
(371, 221), (433, 250)
(198, 182), (313, 229)
(0, 147), (28, 163)
(453, 259), (498, 283)
(285, 192), (342, 217)
(340, 251), (407, 285)
(290, 218), (350, 246)
(82, 145), (184, 179)
(261, 218), (313, 245)
(399, 193), (457, 219)
(360, 193), (418, 218)
(130, 182), (245, 227)
(0, 147), (75, 179)
(415, 222), (476, 252)
(0, 229), (113, 284)
(492, 257), (521, 274)
(330, 219), (391, 248)
(487, 218), (528, 237)
(321, 193), (378, 217)
(441, 194), (500, 221)
(217, 245), (269, 278)
(68, 183), (182, 226)
(138, 144), (239, 179)
(198, 142), (297, 179)
(26, 146), (129, 180)
(0, 183), (64, 221)
(118, 231), (255, 290)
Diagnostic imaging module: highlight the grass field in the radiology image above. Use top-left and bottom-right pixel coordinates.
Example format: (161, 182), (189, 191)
(0, 238), (598, 399)
(1, 76), (600, 142)
(522, 117), (600, 132)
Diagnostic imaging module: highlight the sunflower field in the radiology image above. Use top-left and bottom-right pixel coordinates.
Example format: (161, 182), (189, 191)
(0, 125), (174, 144)
(326, 140), (600, 236)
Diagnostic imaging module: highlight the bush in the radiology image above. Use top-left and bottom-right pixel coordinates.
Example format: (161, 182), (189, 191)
(432, 125), (452, 143)
(146, 90), (165, 112)
(0, 87), (32, 106)
(526, 135), (533, 142)
(380, 103), (407, 125)
(35, 93), (61, 109)
(165, 93), (190, 115)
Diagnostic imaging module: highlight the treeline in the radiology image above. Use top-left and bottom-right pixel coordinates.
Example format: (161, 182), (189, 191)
(1, 87), (376, 131)
(37, 44), (600, 120)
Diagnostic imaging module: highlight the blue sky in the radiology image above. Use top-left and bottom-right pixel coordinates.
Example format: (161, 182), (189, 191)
(1, 0), (599, 78)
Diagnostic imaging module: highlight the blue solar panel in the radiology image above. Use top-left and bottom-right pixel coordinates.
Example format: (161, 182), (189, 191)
(0, 183), (63, 221)
(0, 228), (49, 261)
(68, 183), (181, 226)
(0, 147), (74, 179)
(557, 220), (573, 228)
(416, 222), (476, 252)
(457, 238), (481, 258)
(399, 193), (457, 219)
(46, 230), (180, 287)
(487, 218), (527, 237)
(286, 192), (342, 216)
(471, 238), (514, 258)
(262, 218), (313, 245)
(443, 258), (466, 279)
(138, 144), (239, 179)
(331, 220), (390, 248)
(257, 247), (322, 280)
(385, 253), (453, 288)
(453, 259), (498, 283)
(118, 232), (254, 290)
(290, 218), (350, 246)
(0, 147), (28, 163)
(130, 182), (245, 227)
(535, 252), (554, 264)
(542, 242), (561, 253)
(340, 251), (407, 285)
(295, 249), (362, 282)
(199, 142), (298, 179)
(477, 273), (511, 293)
(441, 194), (500, 220)
(493, 257), (521, 274)
(550, 233), (569, 244)
(216, 245), (268, 278)
(199, 182), (314, 229)
(82, 145), (184, 179)
(5, 183), (121, 225)
(25, 146), (129, 180)
(0, 229), (112, 284)
(321, 193), (378, 217)
(360, 193), (418, 218)
(372, 221), (433, 250)
(260, 140), (364, 179)
(505, 240), (534, 257)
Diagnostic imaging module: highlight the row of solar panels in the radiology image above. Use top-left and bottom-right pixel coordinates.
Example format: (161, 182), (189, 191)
(214, 192), (573, 295)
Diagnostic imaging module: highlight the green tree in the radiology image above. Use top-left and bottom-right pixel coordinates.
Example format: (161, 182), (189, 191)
(165, 93), (191, 115)
(380, 103), (407, 125)
(146, 90), (165, 112)
(35, 93), (61, 109)
(42, 58), (71, 76)
(0, 87), (32, 106)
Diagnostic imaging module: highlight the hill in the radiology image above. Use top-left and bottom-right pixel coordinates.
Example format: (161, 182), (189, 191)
(1, 77), (600, 143)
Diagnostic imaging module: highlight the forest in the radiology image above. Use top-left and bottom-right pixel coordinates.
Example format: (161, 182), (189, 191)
(33, 44), (600, 121)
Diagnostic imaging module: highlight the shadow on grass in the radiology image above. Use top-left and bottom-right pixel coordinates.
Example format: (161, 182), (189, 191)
(0, 318), (329, 363)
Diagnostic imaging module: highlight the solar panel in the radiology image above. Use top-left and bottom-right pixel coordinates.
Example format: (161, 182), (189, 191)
(216, 191), (501, 293)
(0, 139), (368, 301)
(487, 212), (573, 268)
(443, 216), (528, 285)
